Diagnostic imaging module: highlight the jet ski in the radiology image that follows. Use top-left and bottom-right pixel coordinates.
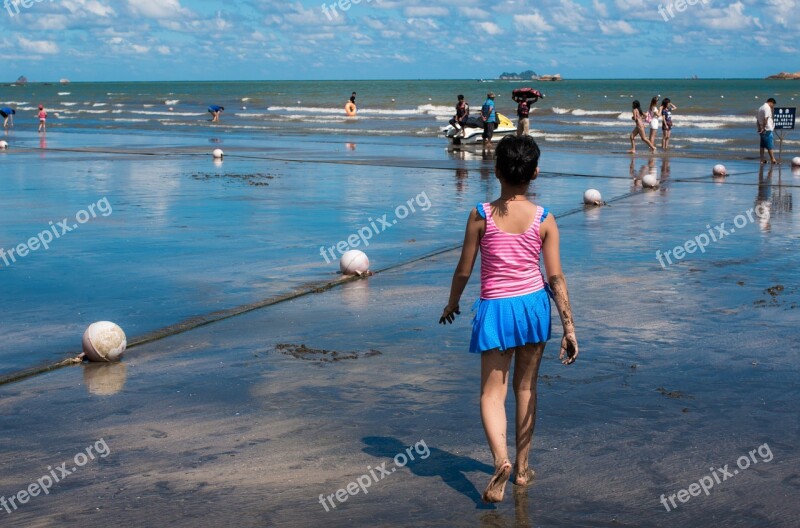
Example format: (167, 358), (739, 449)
(442, 113), (517, 146)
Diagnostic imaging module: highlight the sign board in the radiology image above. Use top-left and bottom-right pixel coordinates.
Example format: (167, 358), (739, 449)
(774, 107), (795, 130)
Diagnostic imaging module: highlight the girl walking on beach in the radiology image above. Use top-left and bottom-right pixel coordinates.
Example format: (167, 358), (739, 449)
(439, 135), (579, 503)
(661, 98), (677, 150)
(647, 96), (661, 147)
(628, 100), (656, 153)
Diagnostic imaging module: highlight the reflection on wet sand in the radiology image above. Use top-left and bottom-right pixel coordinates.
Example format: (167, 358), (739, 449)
(83, 362), (127, 395)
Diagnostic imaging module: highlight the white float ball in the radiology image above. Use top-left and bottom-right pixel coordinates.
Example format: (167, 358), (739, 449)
(642, 172), (659, 188)
(0, 140), (8, 149)
(212, 148), (224, 159)
(82, 321), (127, 362)
(340, 250), (370, 276)
(712, 164), (727, 177)
(169, 107), (174, 112)
(791, 156), (800, 167)
(242, 106), (247, 110)
(583, 189), (602, 205)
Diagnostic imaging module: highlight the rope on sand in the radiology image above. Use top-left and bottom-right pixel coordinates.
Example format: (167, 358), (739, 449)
(0, 161), (779, 386)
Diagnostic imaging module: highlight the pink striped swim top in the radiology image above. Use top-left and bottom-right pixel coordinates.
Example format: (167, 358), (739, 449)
(477, 202), (548, 300)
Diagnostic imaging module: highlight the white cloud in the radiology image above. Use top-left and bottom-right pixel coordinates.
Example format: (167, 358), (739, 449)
(17, 37), (59, 54)
(703, 2), (758, 30)
(125, 0), (191, 20)
(460, 7), (489, 19)
(598, 19), (637, 35)
(404, 7), (449, 17)
(593, 0), (609, 17)
(476, 22), (503, 35)
(514, 12), (554, 33)
(62, 0), (115, 18)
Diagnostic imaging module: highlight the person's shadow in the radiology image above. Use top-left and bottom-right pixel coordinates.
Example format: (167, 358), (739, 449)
(362, 436), (496, 509)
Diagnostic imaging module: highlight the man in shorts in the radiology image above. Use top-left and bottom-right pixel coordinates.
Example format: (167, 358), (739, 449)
(757, 98), (778, 164)
(449, 95), (470, 137)
(481, 92), (497, 146)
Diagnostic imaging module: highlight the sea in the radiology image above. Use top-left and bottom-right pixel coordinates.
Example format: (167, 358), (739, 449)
(3, 79), (799, 156)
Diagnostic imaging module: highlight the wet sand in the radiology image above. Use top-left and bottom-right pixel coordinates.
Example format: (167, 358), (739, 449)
(1, 131), (799, 527)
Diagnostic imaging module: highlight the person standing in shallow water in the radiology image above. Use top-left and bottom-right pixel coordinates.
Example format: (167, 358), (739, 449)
(628, 100), (656, 153)
(439, 135), (579, 504)
(757, 97), (778, 164)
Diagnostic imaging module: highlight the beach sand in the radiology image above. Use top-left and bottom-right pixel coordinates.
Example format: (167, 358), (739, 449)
(0, 130), (798, 527)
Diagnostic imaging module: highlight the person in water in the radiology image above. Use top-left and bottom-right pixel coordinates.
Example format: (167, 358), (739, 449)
(757, 98), (778, 165)
(37, 105), (47, 133)
(628, 100), (656, 153)
(208, 105), (224, 123)
(660, 98), (677, 150)
(345, 94), (357, 116)
(0, 107), (14, 128)
(449, 94), (470, 137)
(481, 92), (497, 146)
(440, 135), (579, 503)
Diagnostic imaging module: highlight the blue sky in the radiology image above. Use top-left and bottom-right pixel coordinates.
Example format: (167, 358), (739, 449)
(1, 0), (797, 81)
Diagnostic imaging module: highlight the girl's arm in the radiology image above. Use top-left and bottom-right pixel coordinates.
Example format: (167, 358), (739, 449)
(439, 208), (483, 324)
(541, 214), (579, 364)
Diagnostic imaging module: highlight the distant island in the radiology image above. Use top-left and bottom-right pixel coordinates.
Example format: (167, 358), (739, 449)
(498, 70), (562, 81)
(767, 71), (800, 80)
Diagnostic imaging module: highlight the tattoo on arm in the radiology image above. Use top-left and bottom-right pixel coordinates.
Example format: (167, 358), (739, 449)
(549, 274), (574, 332)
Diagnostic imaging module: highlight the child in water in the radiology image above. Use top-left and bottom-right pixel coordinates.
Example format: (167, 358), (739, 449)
(37, 105), (47, 133)
(439, 135), (579, 503)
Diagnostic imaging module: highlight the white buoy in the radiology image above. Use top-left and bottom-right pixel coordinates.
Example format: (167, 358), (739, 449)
(583, 189), (602, 205)
(169, 107), (174, 111)
(212, 148), (224, 159)
(791, 156), (800, 167)
(0, 140), (8, 149)
(642, 172), (659, 188)
(82, 321), (127, 362)
(340, 250), (370, 276)
(242, 106), (247, 110)
(712, 164), (727, 177)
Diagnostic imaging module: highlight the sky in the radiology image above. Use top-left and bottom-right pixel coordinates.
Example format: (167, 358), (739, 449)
(0, 0), (797, 81)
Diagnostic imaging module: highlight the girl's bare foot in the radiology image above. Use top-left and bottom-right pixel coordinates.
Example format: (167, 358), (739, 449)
(482, 459), (512, 503)
(514, 466), (536, 487)
(627, 149), (636, 153)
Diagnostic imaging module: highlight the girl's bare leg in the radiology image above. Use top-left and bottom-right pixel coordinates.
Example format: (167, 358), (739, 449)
(512, 343), (545, 484)
(628, 128), (637, 153)
(481, 349), (514, 462)
(638, 126), (656, 151)
(649, 128), (657, 146)
(480, 349), (514, 501)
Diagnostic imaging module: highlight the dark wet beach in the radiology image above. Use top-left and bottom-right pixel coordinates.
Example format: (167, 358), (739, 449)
(0, 127), (799, 527)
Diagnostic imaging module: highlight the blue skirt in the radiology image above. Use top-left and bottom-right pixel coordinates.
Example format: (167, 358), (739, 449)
(469, 288), (552, 353)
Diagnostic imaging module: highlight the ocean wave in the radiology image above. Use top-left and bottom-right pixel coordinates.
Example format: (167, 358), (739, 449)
(164, 99), (179, 105)
(62, 102), (78, 106)
(265, 104), (452, 117)
(112, 118), (150, 123)
(57, 92), (70, 96)
(92, 103), (107, 107)
(130, 110), (204, 116)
